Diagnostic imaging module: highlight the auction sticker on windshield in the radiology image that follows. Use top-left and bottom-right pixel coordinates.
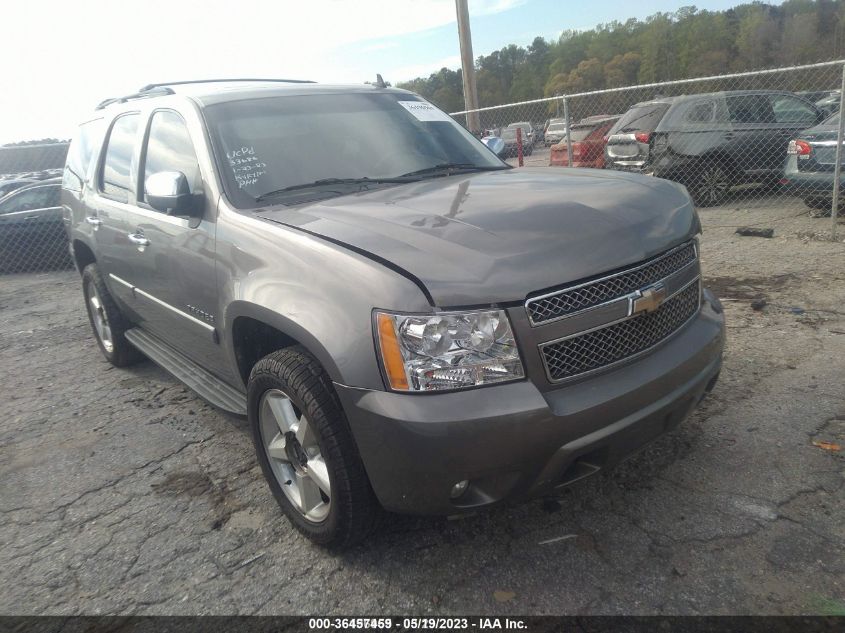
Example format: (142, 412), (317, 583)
(397, 100), (454, 122)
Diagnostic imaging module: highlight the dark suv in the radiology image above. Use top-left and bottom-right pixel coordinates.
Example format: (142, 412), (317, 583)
(605, 90), (824, 205)
(64, 79), (724, 547)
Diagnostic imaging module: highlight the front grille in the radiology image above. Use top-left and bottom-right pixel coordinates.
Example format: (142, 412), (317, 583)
(541, 280), (700, 382)
(526, 241), (697, 325)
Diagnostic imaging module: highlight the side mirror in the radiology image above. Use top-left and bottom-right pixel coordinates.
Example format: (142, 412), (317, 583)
(145, 171), (197, 216)
(482, 136), (506, 157)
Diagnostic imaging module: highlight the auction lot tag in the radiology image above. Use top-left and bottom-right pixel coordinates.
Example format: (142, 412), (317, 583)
(397, 100), (453, 122)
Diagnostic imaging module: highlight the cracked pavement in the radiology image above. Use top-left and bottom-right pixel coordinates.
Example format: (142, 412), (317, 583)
(1, 199), (844, 615)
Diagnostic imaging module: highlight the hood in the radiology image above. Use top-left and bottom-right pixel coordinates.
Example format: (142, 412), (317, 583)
(256, 168), (699, 307)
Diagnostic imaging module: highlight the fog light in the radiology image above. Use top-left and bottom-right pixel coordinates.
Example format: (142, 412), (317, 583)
(450, 479), (469, 499)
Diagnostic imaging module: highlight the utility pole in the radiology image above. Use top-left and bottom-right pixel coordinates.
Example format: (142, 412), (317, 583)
(455, 0), (481, 133)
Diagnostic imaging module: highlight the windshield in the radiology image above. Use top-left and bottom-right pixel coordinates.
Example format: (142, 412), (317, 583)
(610, 103), (670, 134)
(204, 92), (506, 208)
(547, 124), (568, 132)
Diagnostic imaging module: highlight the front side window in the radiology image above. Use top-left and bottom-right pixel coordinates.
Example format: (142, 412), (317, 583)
(0, 184), (60, 214)
(141, 110), (202, 206)
(100, 113), (140, 203)
(203, 92), (506, 208)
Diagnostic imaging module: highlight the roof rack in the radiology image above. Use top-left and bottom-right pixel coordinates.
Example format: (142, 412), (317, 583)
(95, 86), (174, 110)
(95, 78), (316, 111)
(138, 78), (315, 91)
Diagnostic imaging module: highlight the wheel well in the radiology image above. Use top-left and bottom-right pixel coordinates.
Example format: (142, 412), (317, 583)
(232, 317), (299, 384)
(73, 240), (96, 275)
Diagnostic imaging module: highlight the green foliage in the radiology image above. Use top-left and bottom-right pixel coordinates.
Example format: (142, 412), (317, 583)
(397, 1), (845, 112)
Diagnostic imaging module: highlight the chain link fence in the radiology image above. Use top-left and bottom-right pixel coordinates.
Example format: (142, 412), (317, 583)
(453, 60), (845, 241)
(2, 63), (845, 275)
(0, 142), (71, 274)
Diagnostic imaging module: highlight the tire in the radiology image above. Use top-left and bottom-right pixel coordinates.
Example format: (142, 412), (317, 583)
(690, 161), (732, 207)
(82, 263), (143, 367)
(248, 346), (380, 548)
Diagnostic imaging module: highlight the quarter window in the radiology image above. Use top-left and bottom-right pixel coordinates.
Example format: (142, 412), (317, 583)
(141, 111), (201, 206)
(100, 114), (140, 203)
(685, 100), (716, 123)
(64, 118), (104, 193)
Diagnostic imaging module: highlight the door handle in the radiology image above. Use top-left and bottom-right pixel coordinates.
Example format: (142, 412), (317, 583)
(127, 233), (150, 247)
(85, 216), (102, 229)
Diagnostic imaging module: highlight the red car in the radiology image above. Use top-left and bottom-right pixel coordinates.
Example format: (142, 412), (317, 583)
(549, 115), (621, 168)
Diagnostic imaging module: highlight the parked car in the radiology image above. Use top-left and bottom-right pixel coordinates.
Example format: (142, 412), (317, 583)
(65, 79), (724, 547)
(549, 115), (620, 168)
(532, 122), (546, 145)
(501, 121), (535, 155)
(815, 91), (840, 117)
(544, 121), (570, 146)
(796, 90), (838, 105)
(0, 177), (68, 273)
(782, 112), (845, 211)
(0, 178), (35, 198)
(605, 90), (825, 206)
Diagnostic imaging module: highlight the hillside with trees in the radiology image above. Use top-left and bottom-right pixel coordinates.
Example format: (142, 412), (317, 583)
(397, 1), (845, 112)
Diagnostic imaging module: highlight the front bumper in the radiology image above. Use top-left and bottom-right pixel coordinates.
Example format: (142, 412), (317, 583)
(337, 290), (724, 515)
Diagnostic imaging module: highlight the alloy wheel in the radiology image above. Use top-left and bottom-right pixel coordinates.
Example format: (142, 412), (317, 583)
(696, 164), (730, 206)
(87, 280), (114, 353)
(258, 389), (331, 523)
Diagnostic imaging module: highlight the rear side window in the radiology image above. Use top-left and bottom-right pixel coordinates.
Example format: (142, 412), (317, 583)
(63, 119), (104, 193)
(140, 110), (202, 205)
(99, 114), (140, 203)
(727, 95), (774, 124)
(611, 104), (669, 134)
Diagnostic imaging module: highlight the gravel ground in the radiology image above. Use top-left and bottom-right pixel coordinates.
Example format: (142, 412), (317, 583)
(1, 197), (844, 616)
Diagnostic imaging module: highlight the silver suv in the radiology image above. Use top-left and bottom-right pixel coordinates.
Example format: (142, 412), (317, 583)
(63, 79), (725, 547)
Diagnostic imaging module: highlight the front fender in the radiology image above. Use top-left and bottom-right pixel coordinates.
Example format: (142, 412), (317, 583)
(217, 206), (431, 390)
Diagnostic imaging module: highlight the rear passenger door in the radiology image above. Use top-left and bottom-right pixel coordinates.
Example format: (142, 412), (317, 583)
(725, 94), (779, 177)
(90, 112), (141, 308)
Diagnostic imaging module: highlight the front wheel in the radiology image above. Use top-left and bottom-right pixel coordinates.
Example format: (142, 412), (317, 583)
(248, 346), (380, 548)
(690, 162), (732, 207)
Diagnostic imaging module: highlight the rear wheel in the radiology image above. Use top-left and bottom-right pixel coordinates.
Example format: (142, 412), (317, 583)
(82, 263), (143, 367)
(248, 346), (380, 548)
(690, 161), (732, 207)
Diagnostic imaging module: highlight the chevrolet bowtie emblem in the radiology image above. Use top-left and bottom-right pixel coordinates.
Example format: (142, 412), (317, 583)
(632, 283), (667, 315)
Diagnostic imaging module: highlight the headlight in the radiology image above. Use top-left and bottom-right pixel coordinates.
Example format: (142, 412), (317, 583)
(375, 309), (525, 392)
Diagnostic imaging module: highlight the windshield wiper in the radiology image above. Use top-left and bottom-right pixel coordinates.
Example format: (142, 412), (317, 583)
(398, 163), (508, 178)
(254, 177), (413, 202)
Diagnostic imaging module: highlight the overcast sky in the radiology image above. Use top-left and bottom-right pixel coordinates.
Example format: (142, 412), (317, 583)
(2, 0), (744, 144)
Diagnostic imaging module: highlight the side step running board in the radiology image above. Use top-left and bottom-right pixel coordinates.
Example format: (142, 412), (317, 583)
(124, 328), (247, 415)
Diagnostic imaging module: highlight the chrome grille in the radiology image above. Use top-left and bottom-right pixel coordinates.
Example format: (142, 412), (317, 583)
(541, 280), (700, 382)
(526, 241), (697, 325)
